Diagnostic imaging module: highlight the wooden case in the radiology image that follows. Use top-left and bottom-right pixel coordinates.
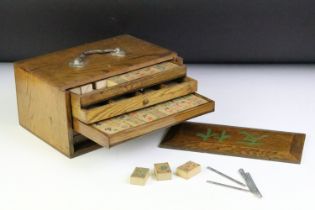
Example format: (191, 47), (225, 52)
(14, 35), (214, 158)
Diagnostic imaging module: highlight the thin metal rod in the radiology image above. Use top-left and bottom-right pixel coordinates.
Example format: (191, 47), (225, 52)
(207, 166), (246, 187)
(206, 180), (250, 192)
(239, 169), (263, 198)
(246, 172), (263, 198)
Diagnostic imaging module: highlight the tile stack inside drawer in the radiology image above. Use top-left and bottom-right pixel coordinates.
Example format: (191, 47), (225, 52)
(70, 62), (177, 94)
(93, 94), (208, 134)
(70, 61), (214, 146)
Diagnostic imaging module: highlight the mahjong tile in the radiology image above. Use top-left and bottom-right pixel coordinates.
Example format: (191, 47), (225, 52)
(156, 104), (178, 115)
(146, 109), (167, 119)
(123, 115), (146, 127)
(109, 118), (132, 130)
(94, 79), (107, 89)
(107, 76), (127, 87)
(93, 121), (122, 134)
(135, 110), (159, 122)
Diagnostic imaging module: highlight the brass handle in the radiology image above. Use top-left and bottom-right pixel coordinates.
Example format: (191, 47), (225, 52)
(69, 48), (126, 68)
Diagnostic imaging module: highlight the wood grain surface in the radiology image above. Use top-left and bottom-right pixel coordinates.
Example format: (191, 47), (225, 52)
(76, 62), (186, 107)
(71, 77), (197, 124)
(73, 94), (215, 147)
(14, 67), (73, 156)
(15, 35), (177, 90)
(160, 122), (306, 164)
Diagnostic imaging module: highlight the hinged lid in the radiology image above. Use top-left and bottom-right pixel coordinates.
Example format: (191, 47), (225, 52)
(14, 35), (177, 90)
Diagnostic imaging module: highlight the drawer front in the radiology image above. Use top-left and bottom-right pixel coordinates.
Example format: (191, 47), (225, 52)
(73, 94), (215, 147)
(70, 62), (186, 107)
(71, 77), (197, 124)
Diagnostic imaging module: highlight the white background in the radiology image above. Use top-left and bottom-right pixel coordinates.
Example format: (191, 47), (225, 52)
(1, 63), (314, 210)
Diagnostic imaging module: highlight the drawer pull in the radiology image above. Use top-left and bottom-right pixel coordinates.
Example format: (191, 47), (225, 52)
(69, 48), (126, 68)
(143, 98), (149, 106)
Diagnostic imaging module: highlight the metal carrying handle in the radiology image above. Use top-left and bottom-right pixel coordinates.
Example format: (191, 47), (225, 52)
(69, 48), (126, 68)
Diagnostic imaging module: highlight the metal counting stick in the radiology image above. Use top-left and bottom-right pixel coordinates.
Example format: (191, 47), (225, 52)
(239, 168), (263, 198)
(207, 166), (246, 186)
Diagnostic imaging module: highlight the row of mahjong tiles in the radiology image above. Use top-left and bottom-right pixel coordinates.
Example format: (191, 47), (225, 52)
(71, 62), (179, 94)
(92, 94), (207, 134)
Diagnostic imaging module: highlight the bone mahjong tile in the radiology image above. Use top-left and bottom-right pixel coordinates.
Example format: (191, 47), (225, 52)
(70, 84), (93, 94)
(107, 76), (127, 87)
(94, 79), (107, 89)
(133, 109), (159, 122)
(124, 117), (146, 127)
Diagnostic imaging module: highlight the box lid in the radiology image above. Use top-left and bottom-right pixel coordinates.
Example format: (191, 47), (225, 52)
(14, 35), (177, 90)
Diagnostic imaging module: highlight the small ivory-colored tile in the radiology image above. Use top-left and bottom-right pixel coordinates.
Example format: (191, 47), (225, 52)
(123, 116), (145, 127)
(94, 79), (107, 89)
(154, 62), (177, 71)
(130, 167), (150, 186)
(176, 161), (201, 180)
(154, 162), (172, 181)
(93, 116), (132, 134)
(146, 108), (167, 118)
(106, 77), (122, 87)
(107, 76), (126, 87)
(70, 84), (93, 94)
(156, 104), (178, 115)
(80, 84), (93, 94)
(106, 80), (119, 87)
(136, 110), (159, 122)
(70, 87), (81, 94)
(93, 121), (121, 134)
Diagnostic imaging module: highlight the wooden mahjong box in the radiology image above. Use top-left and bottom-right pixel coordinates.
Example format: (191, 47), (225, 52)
(14, 35), (215, 158)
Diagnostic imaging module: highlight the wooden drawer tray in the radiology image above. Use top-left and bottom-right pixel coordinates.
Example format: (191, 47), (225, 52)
(71, 77), (197, 124)
(73, 94), (215, 147)
(71, 61), (186, 107)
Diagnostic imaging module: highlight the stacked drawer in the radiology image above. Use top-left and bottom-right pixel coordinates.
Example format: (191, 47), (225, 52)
(70, 61), (214, 147)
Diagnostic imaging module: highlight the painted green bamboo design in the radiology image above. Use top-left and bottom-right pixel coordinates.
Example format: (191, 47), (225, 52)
(196, 129), (217, 141)
(196, 128), (268, 146)
(196, 129), (230, 142)
(216, 130), (231, 142)
(238, 130), (268, 146)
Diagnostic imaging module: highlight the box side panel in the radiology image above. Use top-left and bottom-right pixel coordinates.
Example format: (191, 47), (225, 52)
(14, 67), (73, 156)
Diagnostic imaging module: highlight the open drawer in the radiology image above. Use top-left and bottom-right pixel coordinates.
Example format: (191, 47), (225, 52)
(70, 61), (186, 107)
(73, 93), (215, 147)
(71, 77), (197, 124)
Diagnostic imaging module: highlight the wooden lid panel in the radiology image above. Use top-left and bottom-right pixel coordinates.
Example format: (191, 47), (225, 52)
(15, 35), (177, 90)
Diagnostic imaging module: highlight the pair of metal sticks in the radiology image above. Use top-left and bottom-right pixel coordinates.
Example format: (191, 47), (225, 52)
(206, 166), (263, 198)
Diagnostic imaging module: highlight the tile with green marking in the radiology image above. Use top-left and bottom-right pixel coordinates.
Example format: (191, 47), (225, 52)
(154, 162), (172, 181)
(130, 167), (150, 186)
